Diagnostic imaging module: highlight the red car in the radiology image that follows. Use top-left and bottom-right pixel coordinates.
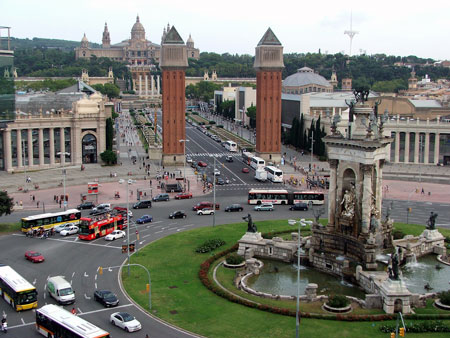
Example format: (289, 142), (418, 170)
(197, 161), (208, 167)
(25, 251), (45, 263)
(175, 192), (193, 199)
(242, 167), (250, 173)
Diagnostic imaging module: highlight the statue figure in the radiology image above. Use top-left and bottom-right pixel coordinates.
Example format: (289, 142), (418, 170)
(426, 212), (438, 230)
(312, 206), (325, 225)
(340, 188), (355, 219)
(385, 201), (393, 221)
(243, 214), (257, 233)
(389, 250), (400, 280)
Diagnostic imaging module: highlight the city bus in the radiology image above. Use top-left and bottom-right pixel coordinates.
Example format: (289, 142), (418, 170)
(36, 304), (110, 338)
(242, 151), (254, 165)
(248, 189), (289, 205)
(0, 265), (38, 311)
(292, 191), (325, 205)
(265, 166), (283, 183)
(21, 209), (81, 233)
(78, 213), (126, 240)
(250, 156), (265, 170)
(224, 140), (238, 152)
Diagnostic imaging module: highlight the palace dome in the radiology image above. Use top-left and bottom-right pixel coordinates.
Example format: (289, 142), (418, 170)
(131, 15), (145, 40)
(283, 67), (332, 88)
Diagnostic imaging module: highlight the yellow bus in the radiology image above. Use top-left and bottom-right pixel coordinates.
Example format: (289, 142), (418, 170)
(21, 209), (81, 233)
(0, 265), (38, 311)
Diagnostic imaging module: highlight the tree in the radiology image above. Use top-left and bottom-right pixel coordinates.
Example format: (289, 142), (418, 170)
(105, 118), (114, 151)
(0, 191), (14, 217)
(100, 150), (117, 165)
(246, 104), (256, 128)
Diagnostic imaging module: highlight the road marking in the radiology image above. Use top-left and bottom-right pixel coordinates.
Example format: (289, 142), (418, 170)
(12, 234), (122, 249)
(33, 278), (36, 285)
(95, 282), (97, 289)
(43, 293), (46, 299)
(155, 230), (163, 234)
(21, 318), (25, 325)
(142, 234), (151, 238)
(84, 294), (91, 300)
(139, 240), (145, 245)
(84, 272), (89, 278)
(168, 222), (177, 226)
(95, 274), (97, 281)
(77, 307), (82, 314)
(72, 272), (75, 278)
(70, 280), (73, 285)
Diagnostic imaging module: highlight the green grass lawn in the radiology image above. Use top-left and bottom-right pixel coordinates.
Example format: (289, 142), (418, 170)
(0, 222), (20, 233)
(122, 219), (450, 338)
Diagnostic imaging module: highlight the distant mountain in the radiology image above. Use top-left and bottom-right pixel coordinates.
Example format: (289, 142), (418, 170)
(10, 37), (100, 50)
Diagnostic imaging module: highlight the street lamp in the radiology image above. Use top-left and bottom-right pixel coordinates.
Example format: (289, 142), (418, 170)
(179, 139), (190, 191)
(126, 179), (135, 275)
(57, 152), (70, 210)
(288, 218), (313, 338)
(213, 156), (217, 227)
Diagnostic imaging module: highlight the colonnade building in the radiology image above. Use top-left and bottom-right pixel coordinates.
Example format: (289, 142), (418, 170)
(0, 92), (111, 172)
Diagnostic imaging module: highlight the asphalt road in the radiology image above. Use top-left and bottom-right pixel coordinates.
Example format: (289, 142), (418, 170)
(1, 122), (449, 337)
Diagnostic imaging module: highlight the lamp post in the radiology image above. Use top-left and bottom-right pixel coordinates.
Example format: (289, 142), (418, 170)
(179, 139), (190, 191)
(310, 130), (314, 173)
(213, 156), (216, 227)
(288, 218), (313, 338)
(57, 152), (70, 210)
(126, 179), (135, 275)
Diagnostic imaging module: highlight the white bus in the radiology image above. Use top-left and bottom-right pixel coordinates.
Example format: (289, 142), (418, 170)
(36, 304), (110, 338)
(224, 140), (237, 152)
(0, 265), (38, 311)
(248, 189), (289, 205)
(265, 166), (283, 183)
(292, 191), (325, 205)
(250, 156), (265, 170)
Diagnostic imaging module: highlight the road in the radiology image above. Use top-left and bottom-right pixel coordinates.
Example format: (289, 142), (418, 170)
(1, 112), (449, 337)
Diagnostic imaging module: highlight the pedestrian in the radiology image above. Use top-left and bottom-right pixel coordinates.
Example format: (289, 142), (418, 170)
(150, 180), (152, 187)
(71, 307), (77, 315)
(59, 200), (62, 208)
(37, 201), (40, 208)
(421, 187), (425, 195)
(32, 195), (35, 201)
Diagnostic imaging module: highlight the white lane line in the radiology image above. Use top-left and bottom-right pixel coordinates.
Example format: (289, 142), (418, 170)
(33, 278), (36, 285)
(72, 272), (75, 278)
(77, 307), (82, 314)
(168, 222), (177, 226)
(95, 282), (97, 289)
(21, 318), (25, 324)
(43, 293), (46, 299)
(155, 230), (163, 234)
(95, 275), (97, 281)
(142, 234), (151, 238)
(12, 234), (122, 249)
(84, 294), (91, 300)
(84, 272), (89, 278)
(184, 223), (194, 227)
(70, 280), (73, 285)
(139, 240), (145, 245)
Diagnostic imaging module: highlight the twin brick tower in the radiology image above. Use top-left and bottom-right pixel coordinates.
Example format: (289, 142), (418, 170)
(160, 27), (283, 165)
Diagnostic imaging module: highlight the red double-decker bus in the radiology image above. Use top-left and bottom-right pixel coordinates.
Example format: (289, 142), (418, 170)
(78, 213), (126, 240)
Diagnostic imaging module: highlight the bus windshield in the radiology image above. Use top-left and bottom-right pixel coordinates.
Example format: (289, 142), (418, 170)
(79, 223), (93, 235)
(17, 290), (37, 305)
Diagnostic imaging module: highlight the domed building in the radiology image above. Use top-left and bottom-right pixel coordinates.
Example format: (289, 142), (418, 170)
(282, 67), (333, 94)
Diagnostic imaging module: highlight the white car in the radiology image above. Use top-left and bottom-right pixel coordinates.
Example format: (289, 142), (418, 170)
(60, 225), (79, 236)
(186, 157), (193, 163)
(91, 203), (111, 213)
(197, 208), (215, 216)
(105, 230), (126, 241)
(54, 223), (72, 233)
(110, 312), (142, 332)
(214, 169), (221, 176)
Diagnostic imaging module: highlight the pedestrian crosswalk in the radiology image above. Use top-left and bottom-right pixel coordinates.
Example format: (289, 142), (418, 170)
(187, 152), (240, 158)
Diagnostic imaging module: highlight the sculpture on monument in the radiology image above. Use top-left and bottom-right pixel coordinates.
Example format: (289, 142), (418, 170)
(388, 250), (400, 280)
(369, 194), (380, 232)
(340, 187), (356, 219)
(426, 212), (438, 230)
(243, 214), (257, 233)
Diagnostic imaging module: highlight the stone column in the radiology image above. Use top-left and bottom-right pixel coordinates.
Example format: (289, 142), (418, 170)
(16, 130), (22, 168)
(151, 75), (155, 96)
(434, 133), (440, 164)
(60, 127), (65, 165)
(328, 159), (338, 228)
(404, 132), (410, 163)
(414, 132), (419, 163)
(157, 75), (160, 95)
(424, 132), (430, 164)
(145, 74), (148, 97)
(361, 164), (373, 234)
(49, 128), (55, 166)
(38, 128), (44, 166)
(27, 129), (33, 167)
(4, 129), (12, 172)
(394, 132), (400, 163)
(139, 75), (142, 96)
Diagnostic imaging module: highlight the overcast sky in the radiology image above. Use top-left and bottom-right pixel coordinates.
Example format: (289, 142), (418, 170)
(2, 0), (449, 60)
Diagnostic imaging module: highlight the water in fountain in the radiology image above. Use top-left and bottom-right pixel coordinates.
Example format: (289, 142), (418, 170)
(376, 253), (391, 265)
(402, 255), (450, 293)
(405, 253), (419, 267)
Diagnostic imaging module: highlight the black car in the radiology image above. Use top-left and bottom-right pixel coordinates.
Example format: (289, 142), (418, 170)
(289, 202), (308, 211)
(77, 202), (95, 210)
(94, 290), (119, 307)
(169, 210), (187, 219)
(216, 178), (225, 185)
(225, 204), (244, 212)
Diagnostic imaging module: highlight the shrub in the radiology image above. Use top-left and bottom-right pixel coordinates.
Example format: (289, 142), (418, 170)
(209, 120), (216, 125)
(319, 155), (327, 161)
(380, 321), (450, 333)
(217, 125), (224, 128)
(327, 295), (350, 308)
(392, 229), (406, 240)
(439, 290), (450, 306)
(225, 253), (244, 265)
(195, 239), (226, 253)
(192, 112), (199, 115)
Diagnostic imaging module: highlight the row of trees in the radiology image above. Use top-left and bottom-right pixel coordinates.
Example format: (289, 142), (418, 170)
(15, 78), (77, 92)
(91, 83), (120, 98)
(287, 115), (326, 158)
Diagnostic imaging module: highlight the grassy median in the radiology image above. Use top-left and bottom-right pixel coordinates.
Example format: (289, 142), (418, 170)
(122, 220), (450, 338)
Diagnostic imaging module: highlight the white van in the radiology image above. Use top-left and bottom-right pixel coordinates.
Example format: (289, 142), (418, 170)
(47, 276), (75, 305)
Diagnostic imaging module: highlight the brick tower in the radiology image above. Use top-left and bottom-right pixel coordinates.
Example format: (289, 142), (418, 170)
(160, 26), (188, 165)
(253, 28), (284, 163)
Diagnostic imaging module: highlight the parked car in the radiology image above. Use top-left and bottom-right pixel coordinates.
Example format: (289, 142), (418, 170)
(175, 192), (193, 199)
(197, 208), (215, 216)
(289, 202), (309, 211)
(54, 223), (73, 233)
(110, 312), (142, 332)
(225, 204), (243, 212)
(113, 206), (133, 217)
(152, 193), (169, 202)
(90, 203), (111, 214)
(133, 200), (152, 209)
(60, 225), (79, 236)
(242, 167), (250, 173)
(136, 215), (153, 224)
(76, 201), (95, 210)
(254, 203), (274, 211)
(105, 230), (126, 241)
(25, 251), (45, 263)
(225, 155), (233, 162)
(216, 177), (225, 185)
(197, 161), (208, 167)
(193, 201), (220, 211)
(169, 210), (187, 219)
(94, 290), (119, 307)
